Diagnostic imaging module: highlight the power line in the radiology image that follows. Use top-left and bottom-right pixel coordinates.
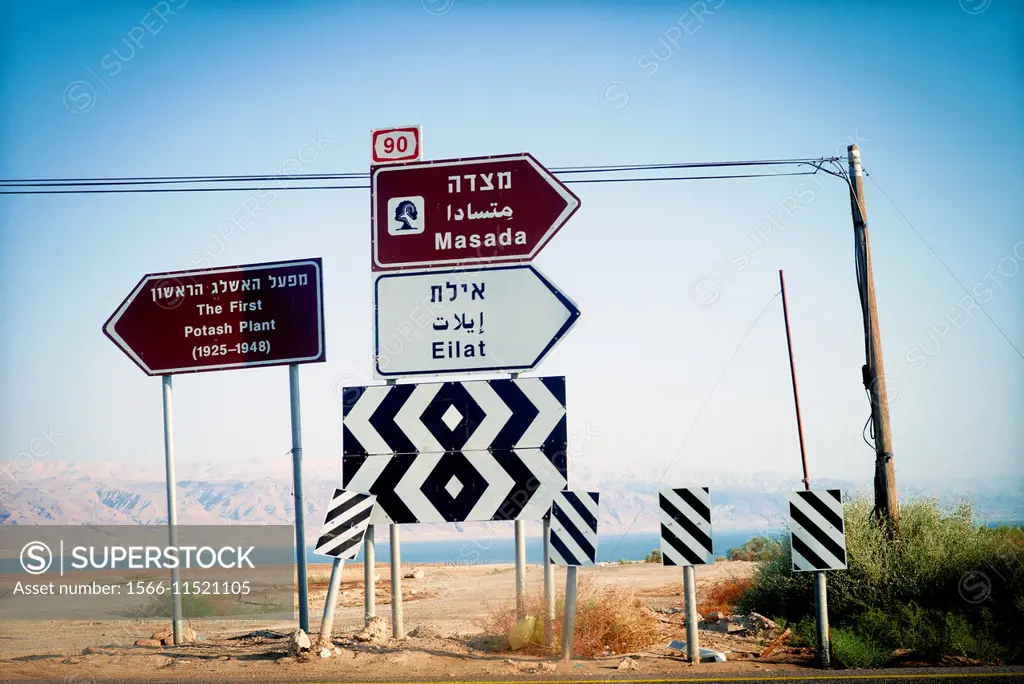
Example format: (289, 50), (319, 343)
(564, 170), (818, 184)
(0, 157), (840, 195)
(0, 157), (835, 185)
(0, 171), (828, 195)
(865, 170), (1024, 363)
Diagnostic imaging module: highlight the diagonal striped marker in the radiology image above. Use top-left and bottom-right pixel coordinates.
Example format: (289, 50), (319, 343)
(314, 490), (376, 559)
(789, 489), (847, 572)
(659, 486), (713, 566)
(549, 490), (600, 567)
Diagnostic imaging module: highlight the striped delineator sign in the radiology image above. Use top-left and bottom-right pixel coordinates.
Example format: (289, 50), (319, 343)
(549, 491), (600, 567)
(659, 487), (713, 566)
(341, 377), (568, 524)
(788, 489), (847, 571)
(314, 490), (376, 559)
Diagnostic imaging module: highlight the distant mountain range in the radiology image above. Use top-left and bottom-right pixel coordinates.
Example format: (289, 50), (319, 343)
(1, 460), (1020, 543)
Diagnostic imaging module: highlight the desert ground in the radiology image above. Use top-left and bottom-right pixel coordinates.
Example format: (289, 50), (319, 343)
(0, 559), (962, 682)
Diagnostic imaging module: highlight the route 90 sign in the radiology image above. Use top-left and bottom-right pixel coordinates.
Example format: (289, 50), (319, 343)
(372, 126), (422, 165)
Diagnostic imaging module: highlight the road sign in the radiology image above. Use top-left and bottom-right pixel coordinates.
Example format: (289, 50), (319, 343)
(104, 258), (325, 376)
(373, 265), (579, 377)
(343, 451), (568, 524)
(341, 376), (568, 524)
(789, 489), (847, 572)
(549, 491), (600, 567)
(372, 125), (422, 165)
(371, 153), (580, 271)
(341, 376), (566, 456)
(659, 487), (713, 566)
(314, 490), (376, 559)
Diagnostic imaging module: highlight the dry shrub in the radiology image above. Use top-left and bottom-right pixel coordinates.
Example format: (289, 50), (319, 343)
(697, 576), (752, 616)
(484, 577), (661, 658)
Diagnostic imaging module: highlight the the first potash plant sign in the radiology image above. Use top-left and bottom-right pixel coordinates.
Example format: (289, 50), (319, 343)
(103, 258), (325, 375)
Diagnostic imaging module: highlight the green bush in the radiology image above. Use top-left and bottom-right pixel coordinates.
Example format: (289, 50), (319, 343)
(644, 548), (662, 563)
(831, 627), (891, 668)
(738, 496), (1024, 665)
(726, 535), (783, 562)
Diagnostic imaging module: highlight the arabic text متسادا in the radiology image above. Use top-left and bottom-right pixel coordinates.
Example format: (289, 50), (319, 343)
(447, 203), (513, 221)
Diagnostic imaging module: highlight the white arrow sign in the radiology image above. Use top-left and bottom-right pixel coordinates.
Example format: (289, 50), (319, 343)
(373, 265), (580, 378)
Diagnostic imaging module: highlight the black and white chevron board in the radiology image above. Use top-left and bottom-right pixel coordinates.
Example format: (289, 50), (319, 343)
(789, 489), (847, 572)
(314, 490), (376, 559)
(340, 376), (568, 524)
(549, 490), (599, 567)
(659, 487), (713, 566)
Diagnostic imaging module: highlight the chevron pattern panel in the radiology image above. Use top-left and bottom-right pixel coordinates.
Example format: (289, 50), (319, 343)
(340, 376), (567, 524)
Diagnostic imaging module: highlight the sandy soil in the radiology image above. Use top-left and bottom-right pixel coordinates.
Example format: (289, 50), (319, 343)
(0, 560), (819, 682)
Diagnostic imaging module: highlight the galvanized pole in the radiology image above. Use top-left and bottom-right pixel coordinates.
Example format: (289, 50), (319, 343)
(288, 364), (310, 634)
(510, 372), (527, 618)
(560, 565), (578, 662)
(318, 558), (344, 646)
(814, 571), (830, 668)
(390, 523), (404, 638)
(847, 144), (899, 529)
(383, 378), (399, 635)
(363, 525), (376, 624)
(543, 515), (555, 646)
(683, 564), (699, 664)
(778, 273), (830, 667)
(161, 375), (183, 646)
(514, 519), (527, 618)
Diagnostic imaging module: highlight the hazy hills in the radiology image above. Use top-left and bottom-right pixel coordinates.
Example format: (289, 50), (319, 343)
(1, 460), (1020, 543)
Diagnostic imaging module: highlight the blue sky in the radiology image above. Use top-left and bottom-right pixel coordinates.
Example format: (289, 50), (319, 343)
(1, 0), (1021, 490)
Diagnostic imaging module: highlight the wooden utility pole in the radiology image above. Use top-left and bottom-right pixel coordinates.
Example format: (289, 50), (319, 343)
(846, 145), (899, 529)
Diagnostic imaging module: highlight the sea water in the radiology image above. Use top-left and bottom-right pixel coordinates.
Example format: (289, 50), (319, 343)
(305, 529), (787, 566)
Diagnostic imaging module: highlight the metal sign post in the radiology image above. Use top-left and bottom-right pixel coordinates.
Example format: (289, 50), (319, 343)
(390, 523), (404, 638)
(161, 375), (184, 645)
(814, 571), (830, 668)
(318, 558), (344, 646)
(314, 490), (375, 645)
(511, 373), (525, 620)
(683, 566), (699, 664)
(543, 514), (555, 647)
(561, 565), (578, 662)
(364, 527), (375, 624)
(383, 377), (405, 640)
(289, 364), (310, 633)
(549, 491), (599, 662)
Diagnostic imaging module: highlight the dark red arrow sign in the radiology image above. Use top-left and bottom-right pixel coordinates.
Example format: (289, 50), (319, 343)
(103, 258), (325, 376)
(371, 153), (580, 271)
